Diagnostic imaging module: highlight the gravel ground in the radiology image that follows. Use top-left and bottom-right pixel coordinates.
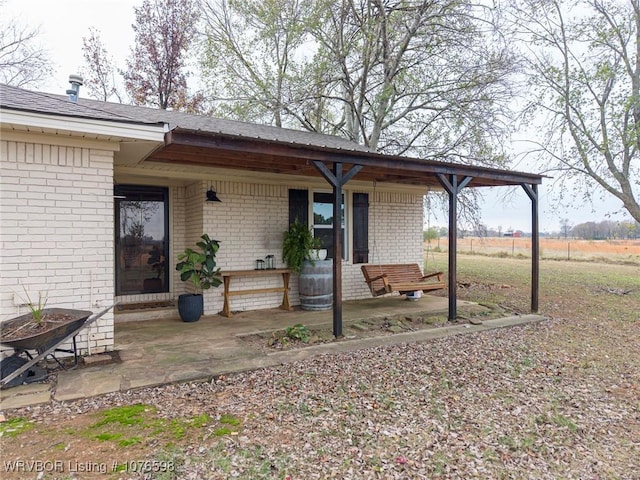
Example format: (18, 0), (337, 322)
(4, 315), (639, 479)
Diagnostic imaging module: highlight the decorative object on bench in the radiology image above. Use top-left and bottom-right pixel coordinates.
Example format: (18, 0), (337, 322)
(361, 263), (445, 298)
(265, 254), (276, 270)
(282, 220), (332, 311)
(175, 234), (222, 322)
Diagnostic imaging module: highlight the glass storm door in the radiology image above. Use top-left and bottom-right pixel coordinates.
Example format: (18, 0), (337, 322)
(115, 186), (169, 295)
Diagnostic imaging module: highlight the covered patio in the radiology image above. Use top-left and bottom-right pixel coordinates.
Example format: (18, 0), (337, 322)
(0, 83), (544, 359)
(140, 127), (544, 335)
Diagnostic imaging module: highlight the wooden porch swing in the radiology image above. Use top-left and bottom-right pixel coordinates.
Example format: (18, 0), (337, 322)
(360, 180), (445, 298)
(361, 263), (445, 297)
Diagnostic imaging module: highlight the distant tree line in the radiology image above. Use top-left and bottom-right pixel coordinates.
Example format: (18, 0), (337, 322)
(424, 220), (640, 240)
(569, 221), (640, 240)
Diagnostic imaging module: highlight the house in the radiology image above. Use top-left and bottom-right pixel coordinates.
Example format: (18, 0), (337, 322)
(0, 82), (543, 354)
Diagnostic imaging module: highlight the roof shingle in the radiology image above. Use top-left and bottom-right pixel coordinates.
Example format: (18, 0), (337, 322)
(0, 84), (372, 153)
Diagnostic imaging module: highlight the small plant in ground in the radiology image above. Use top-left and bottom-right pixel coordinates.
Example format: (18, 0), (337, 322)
(95, 432), (122, 442)
(284, 323), (310, 343)
(213, 413), (242, 437)
(0, 417), (34, 437)
(118, 436), (142, 447)
(220, 414), (241, 426)
(188, 413), (213, 428)
(92, 404), (152, 428)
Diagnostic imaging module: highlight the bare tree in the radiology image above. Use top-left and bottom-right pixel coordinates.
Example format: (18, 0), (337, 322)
(81, 28), (123, 102)
(0, 1), (52, 87)
(200, 0), (320, 126)
(201, 0), (517, 164)
(124, 0), (201, 110)
(201, 0), (517, 229)
(510, 0), (640, 223)
(559, 218), (572, 238)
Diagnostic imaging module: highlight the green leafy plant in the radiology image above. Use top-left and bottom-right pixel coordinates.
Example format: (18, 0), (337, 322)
(282, 220), (321, 273)
(176, 234), (222, 293)
(18, 287), (48, 323)
(284, 323), (310, 343)
(92, 404), (151, 428)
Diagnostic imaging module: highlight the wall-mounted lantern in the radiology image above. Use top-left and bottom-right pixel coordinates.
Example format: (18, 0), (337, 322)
(206, 188), (222, 202)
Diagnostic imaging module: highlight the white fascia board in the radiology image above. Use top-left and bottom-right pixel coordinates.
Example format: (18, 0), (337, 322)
(0, 108), (167, 142)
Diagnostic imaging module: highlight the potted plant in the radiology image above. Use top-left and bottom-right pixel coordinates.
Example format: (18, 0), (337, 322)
(282, 220), (321, 274)
(175, 234), (222, 322)
(282, 221), (332, 311)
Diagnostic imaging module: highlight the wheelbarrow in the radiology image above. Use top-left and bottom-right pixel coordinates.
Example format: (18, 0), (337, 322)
(0, 305), (114, 388)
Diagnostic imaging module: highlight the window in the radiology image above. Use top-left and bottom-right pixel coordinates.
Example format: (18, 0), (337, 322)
(313, 192), (345, 260)
(289, 189), (368, 263)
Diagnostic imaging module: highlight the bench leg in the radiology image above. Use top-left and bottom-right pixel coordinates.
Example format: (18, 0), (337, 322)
(221, 276), (233, 317)
(280, 272), (292, 311)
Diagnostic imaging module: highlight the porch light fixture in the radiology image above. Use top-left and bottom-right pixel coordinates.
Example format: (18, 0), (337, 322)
(206, 188), (222, 202)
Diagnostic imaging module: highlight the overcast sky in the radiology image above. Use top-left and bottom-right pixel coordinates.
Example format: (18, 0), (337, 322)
(5, 0), (632, 233)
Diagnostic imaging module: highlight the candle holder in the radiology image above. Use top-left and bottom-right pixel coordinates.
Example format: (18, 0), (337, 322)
(265, 254), (275, 270)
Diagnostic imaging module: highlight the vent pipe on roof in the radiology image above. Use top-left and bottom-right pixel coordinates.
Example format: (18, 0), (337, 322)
(66, 74), (83, 102)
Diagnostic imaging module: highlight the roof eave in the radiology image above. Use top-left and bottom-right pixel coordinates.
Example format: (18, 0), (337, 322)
(165, 128), (543, 187)
(1, 107), (167, 142)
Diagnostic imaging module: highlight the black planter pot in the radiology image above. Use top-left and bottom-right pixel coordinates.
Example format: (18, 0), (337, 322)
(177, 294), (204, 322)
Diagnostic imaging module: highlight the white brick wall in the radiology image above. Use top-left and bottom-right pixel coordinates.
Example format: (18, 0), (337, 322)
(343, 190), (424, 300)
(1, 136), (424, 339)
(1, 138), (115, 354)
(174, 181), (425, 315)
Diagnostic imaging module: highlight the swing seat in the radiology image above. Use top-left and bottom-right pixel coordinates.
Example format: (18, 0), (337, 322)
(361, 264), (445, 297)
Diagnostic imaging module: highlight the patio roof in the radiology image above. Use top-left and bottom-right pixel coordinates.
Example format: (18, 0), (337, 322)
(150, 128), (542, 189)
(1, 84), (541, 188)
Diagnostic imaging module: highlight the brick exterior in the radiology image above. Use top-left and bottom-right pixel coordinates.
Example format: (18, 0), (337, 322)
(0, 137), (115, 355)
(172, 180), (424, 316)
(0, 139), (425, 345)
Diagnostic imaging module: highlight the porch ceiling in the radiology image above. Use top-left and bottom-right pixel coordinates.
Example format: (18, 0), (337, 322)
(144, 129), (543, 189)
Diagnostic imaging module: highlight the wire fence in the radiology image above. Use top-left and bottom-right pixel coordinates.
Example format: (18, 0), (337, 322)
(425, 237), (640, 263)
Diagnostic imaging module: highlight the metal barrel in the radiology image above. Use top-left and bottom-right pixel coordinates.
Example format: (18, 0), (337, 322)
(299, 260), (333, 311)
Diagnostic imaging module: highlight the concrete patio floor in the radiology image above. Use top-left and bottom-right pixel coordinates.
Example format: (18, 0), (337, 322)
(0, 295), (546, 410)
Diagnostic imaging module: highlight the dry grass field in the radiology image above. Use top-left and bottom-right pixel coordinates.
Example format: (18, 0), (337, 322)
(427, 236), (640, 264)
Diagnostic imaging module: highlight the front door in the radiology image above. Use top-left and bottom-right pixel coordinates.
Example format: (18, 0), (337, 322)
(115, 185), (169, 295)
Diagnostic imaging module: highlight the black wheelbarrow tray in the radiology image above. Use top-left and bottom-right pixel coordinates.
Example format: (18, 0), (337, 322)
(0, 305), (113, 388)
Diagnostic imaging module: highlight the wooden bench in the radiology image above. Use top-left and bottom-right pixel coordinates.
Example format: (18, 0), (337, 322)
(220, 268), (292, 317)
(361, 263), (445, 297)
